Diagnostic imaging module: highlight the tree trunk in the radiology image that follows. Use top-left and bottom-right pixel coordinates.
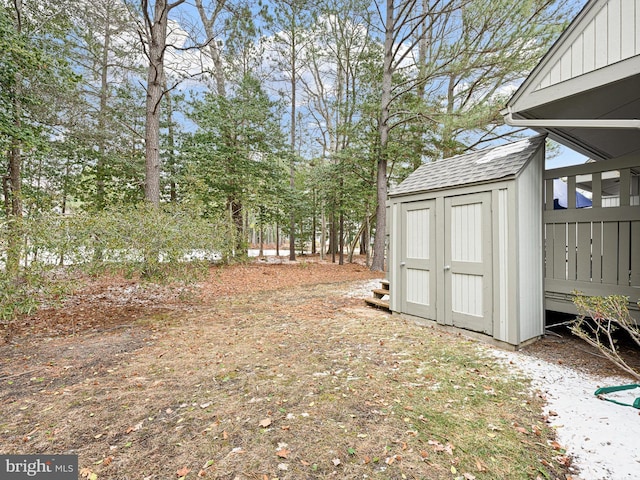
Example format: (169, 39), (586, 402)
(259, 217), (264, 257)
(228, 197), (244, 255)
(320, 207), (326, 260)
(311, 189), (317, 255)
(360, 220), (367, 255)
(195, 0), (226, 97)
(370, 0), (394, 272)
(7, 139), (23, 275)
(96, 4), (112, 211)
(339, 203), (344, 265)
(6, 0), (24, 276)
(165, 85), (177, 202)
(142, 0), (185, 205)
(442, 74), (456, 158)
(288, 85), (297, 261)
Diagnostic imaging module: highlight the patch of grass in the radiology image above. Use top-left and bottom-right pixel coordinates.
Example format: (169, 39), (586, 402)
(0, 281), (570, 479)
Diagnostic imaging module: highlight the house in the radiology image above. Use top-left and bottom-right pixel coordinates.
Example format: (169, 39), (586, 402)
(502, 0), (640, 319)
(386, 0), (639, 347)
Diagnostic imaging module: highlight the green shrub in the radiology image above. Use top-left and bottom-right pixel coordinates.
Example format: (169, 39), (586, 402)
(1, 203), (240, 327)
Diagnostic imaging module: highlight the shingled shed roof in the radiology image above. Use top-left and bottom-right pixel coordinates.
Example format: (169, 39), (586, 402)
(390, 135), (546, 197)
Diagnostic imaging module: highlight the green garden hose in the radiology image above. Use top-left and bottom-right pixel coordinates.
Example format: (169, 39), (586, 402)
(594, 384), (640, 409)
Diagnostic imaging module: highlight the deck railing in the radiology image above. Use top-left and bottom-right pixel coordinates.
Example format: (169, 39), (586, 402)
(543, 155), (640, 314)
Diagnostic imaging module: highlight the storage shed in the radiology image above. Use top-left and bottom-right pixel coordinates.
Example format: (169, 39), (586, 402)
(387, 135), (546, 348)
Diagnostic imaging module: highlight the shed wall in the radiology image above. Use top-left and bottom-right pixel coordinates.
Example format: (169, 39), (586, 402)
(516, 148), (545, 342)
(493, 188), (511, 343)
(389, 179), (542, 346)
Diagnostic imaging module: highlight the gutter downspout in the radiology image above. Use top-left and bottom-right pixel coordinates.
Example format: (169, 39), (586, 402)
(501, 107), (640, 129)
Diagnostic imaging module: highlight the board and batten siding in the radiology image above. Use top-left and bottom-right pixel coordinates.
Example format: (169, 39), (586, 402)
(538, 0), (640, 90)
(450, 202), (483, 263)
(405, 208), (431, 306)
(495, 188), (510, 343)
(450, 202), (484, 317)
(406, 208), (430, 258)
(388, 202), (400, 312)
(516, 148), (545, 342)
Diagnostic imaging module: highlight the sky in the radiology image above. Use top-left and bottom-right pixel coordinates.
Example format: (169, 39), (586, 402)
(155, 0), (593, 168)
(546, 143), (589, 169)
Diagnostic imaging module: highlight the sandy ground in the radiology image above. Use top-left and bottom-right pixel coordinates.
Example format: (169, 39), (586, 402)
(490, 348), (640, 480)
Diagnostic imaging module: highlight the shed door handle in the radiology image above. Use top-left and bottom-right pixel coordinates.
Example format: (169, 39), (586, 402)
(444, 265), (451, 271)
(400, 262), (406, 267)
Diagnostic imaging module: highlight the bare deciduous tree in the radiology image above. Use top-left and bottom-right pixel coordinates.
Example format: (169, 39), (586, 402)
(139, 0), (185, 205)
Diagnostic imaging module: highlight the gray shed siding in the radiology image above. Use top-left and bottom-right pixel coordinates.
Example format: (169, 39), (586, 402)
(515, 147), (545, 342)
(388, 137), (545, 347)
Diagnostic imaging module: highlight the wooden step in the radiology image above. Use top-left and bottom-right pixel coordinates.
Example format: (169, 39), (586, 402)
(381, 279), (389, 290)
(365, 297), (390, 310)
(372, 288), (390, 299)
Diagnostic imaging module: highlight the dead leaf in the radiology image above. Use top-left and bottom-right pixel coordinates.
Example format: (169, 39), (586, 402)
(258, 418), (272, 428)
(80, 468), (98, 480)
(332, 458), (341, 466)
(428, 439), (445, 451)
(176, 466), (190, 477)
(102, 456), (113, 466)
(125, 421), (143, 434)
(550, 441), (562, 450)
(475, 459), (488, 472)
(276, 448), (290, 459)
(515, 426), (528, 434)
(197, 470), (206, 477)
(463, 473), (476, 480)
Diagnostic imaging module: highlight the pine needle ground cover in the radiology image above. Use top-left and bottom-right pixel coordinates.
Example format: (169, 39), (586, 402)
(0, 263), (571, 479)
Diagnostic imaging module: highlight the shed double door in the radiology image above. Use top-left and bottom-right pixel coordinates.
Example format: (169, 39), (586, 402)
(400, 193), (493, 335)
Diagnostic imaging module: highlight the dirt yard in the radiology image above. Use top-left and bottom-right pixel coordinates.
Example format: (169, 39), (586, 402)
(0, 257), (591, 479)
